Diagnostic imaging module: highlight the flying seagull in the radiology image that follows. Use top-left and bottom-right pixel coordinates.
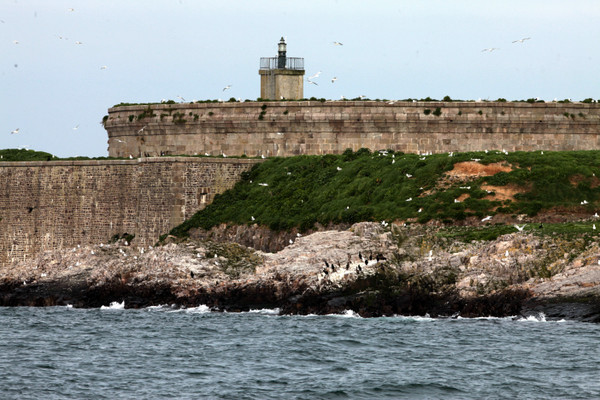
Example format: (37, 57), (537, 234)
(512, 37), (531, 43)
(100, 65), (107, 70)
(75, 41), (83, 45)
(11, 128), (19, 134)
(481, 47), (499, 52)
(331, 77), (337, 83)
(73, 124), (79, 130)
(333, 41), (343, 46)
(308, 71), (321, 80)
(307, 79), (318, 86)
(481, 215), (492, 222)
(223, 85), (231, 91)
(514, 224), (526, 232)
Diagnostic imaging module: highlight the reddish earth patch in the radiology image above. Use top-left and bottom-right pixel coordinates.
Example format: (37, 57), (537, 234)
(482, 184), (528, 201)
(569, 174), (600, 188)
(447, 161), (513, 177)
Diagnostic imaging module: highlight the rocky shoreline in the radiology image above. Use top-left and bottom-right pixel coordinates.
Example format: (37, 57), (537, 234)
(2, 222), (600, 322)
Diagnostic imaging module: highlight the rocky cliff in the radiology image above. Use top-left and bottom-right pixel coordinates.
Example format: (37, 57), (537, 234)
(2, 222), (599, 322)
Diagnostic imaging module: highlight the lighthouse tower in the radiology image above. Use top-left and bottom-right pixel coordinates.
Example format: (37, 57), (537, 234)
(259, 37), (305, 100)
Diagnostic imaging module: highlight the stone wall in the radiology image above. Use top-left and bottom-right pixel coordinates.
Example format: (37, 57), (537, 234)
(104, 101), (600, 158)
(0, 157), (261, 266)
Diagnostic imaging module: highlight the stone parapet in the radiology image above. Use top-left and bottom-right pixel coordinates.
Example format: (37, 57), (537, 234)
(104, 101), (600, 158)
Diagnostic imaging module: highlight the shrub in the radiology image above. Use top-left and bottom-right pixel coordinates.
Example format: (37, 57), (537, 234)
(423, 109), (431, 115)
(432, 107), (442, 117)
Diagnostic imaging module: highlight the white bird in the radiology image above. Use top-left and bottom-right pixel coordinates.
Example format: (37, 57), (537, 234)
(261, 155), (265, 159)
(594, 224), (597, 230)
(514, 224), (526, 232)
(289, 239), (293, 244)
(331, 77), (337, 83)
(340, 95), (346, 100)
(13, 40), (19, 44)
(481, 47), (499, 52)
(251, 216), (255, 221)
(387, 100), (396, 105)
(512, 37), (531, 43)
(359, 95), (366, 100)
(100, 65), (107, 70)
(307, 79), (318, 86)
(223, 85), (231, 91)
(258, 183), (269, 186)
(138, 125), (147, 133)
(75, 41), (83, 45)
(11, 128), (19, 134)
(276, 132), (283, 135)
(73, 124), (79, 130)
(405, 197), (412, 202)
(406, 173), (412, 178)
(177, 95), (185, 102)
(505, 250), (509, 257)
(336, 166), (342, 171)
(67, 8), (75, 12)
(581, 200), (589, 205)
(481, 216), (492, 222)
(222, 153), (227, 158)
(594, 212), (599, 218)
(129, 154), (133, 159)
(114, 138), (125, 143)
(333, 41), (343, 46)
(308, 71), (321, 80)
(204, 152), (210, 156)
(428, 250), (433, 261)
(454, 199), (461, 203)
(418, 208), (423, 213)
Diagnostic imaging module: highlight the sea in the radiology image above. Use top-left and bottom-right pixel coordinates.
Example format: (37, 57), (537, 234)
(1, 304), (599, 400)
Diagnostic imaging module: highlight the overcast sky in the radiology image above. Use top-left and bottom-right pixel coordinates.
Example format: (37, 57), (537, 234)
(2, 0), (599, 157)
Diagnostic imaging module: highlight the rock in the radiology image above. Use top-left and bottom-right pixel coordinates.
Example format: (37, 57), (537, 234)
(1, 224), (600, 321)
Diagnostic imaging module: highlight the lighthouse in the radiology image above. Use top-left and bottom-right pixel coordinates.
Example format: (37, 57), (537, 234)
(259, 37), (305, 100)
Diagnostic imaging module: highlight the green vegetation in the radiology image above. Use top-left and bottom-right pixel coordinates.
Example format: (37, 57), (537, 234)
(0, 148), (128, 161)
(0, 149), (57, 161)
(167, 149), (600, 238)
(432, 107), (442, 117)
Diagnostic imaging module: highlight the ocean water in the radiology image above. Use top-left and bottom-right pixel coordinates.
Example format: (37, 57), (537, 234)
(1, 305), (599, 399)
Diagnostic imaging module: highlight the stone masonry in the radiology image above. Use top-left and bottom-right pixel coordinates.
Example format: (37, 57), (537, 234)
(0, 157), (261, 266)
(104, 101), (600, 158)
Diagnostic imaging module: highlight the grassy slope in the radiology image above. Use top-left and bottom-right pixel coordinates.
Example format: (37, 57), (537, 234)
(169, 149), (600, 238)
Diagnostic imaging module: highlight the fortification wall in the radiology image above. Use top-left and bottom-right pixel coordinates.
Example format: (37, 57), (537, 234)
(104, 101), (600, 158)
(0, 157), (260, 266)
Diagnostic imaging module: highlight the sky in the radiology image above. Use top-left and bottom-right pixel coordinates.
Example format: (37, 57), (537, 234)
(2, 0), (599, 157)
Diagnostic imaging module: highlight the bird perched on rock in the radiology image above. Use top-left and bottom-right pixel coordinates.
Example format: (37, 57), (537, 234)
(514, 224), (526, 232)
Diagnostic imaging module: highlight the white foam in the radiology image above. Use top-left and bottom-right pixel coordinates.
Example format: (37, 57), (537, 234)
(247, 308), (280, 315)
(184, 304), (211, 314)
(100, 300), (125, 310)
(518, 312), (547, 322)
(326, 309), (362, 318)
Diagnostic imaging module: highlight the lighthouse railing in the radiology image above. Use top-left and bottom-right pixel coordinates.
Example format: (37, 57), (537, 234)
(259, 57), (304, 70)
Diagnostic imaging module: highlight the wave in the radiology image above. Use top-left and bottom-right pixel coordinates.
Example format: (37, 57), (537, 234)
(246, 308), (281, 315)
(100, 301), (125, 310)
(517, 312), (547, 322)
